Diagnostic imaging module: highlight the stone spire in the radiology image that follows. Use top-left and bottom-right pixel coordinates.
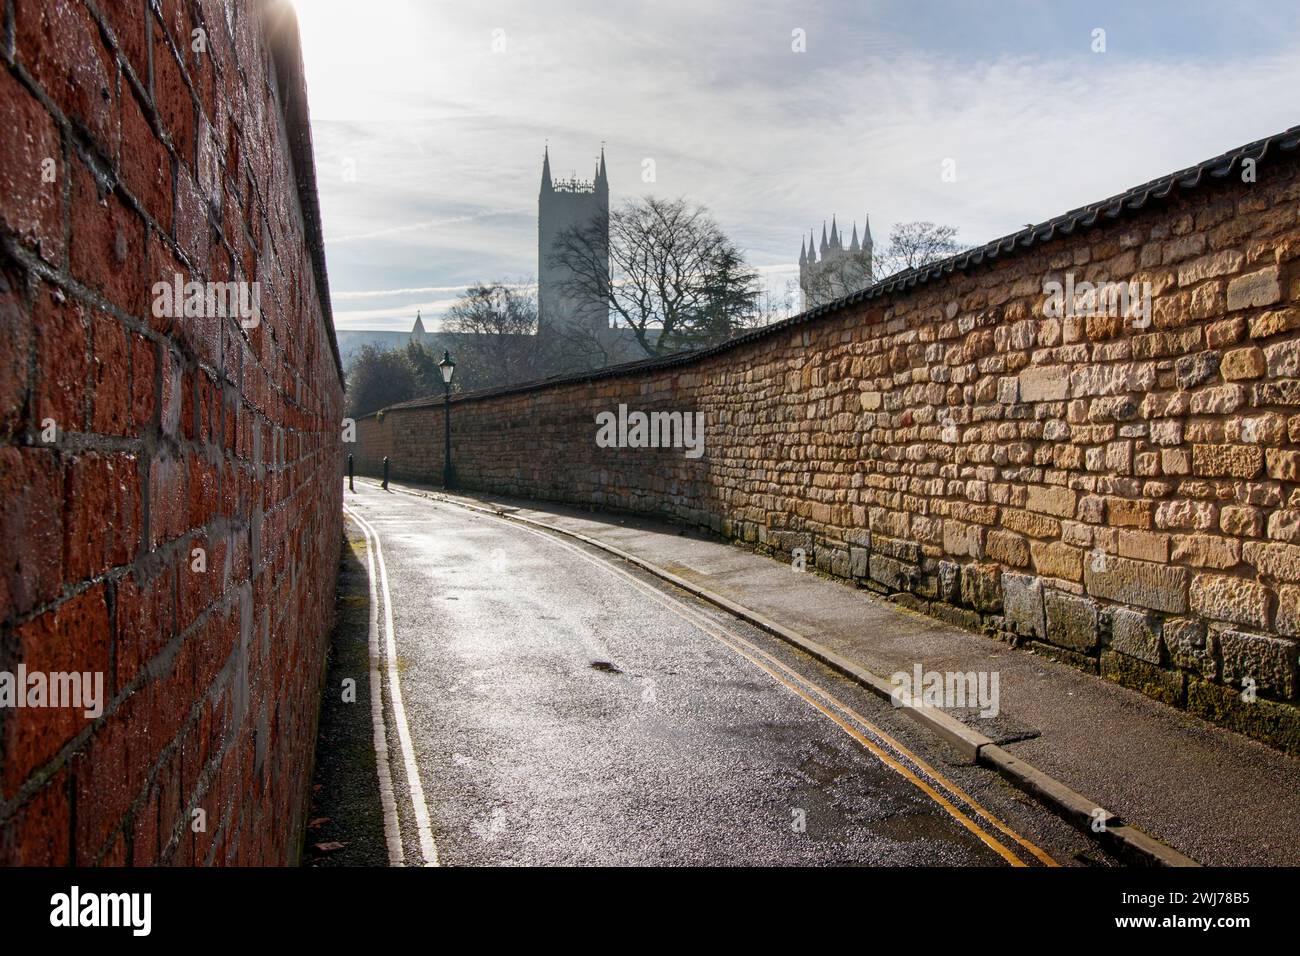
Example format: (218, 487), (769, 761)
(540, 144), (553, 193)
(799, 211), (877, 312)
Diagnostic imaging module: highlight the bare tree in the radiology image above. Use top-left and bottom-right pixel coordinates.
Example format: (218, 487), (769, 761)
(440, 283), (550, 391)
(550, 196), (763, 357)
(549, 322), (614, 374)
(757, 278), (800, 324)
(799, 250), (873, 307)
(873, 221), (964, 278)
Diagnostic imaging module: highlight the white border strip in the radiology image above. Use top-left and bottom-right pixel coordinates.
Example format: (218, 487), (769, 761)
(347, 505), (441, 867)
(343, 505), (405, 866)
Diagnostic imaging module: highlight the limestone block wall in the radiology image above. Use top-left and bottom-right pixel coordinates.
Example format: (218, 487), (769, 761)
(356, 130), (1300, 752)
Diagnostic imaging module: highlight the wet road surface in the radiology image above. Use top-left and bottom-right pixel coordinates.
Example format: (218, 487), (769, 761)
(323, 481), (1111, 867)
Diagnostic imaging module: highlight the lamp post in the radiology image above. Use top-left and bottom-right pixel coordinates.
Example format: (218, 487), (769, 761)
(438, 349), (456, 490)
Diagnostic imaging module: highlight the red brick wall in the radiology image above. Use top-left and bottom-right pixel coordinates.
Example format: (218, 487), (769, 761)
(1, 1), (344, 864)
(357, 137), (1300, 753)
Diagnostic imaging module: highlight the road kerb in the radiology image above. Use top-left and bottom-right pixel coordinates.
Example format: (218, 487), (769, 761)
(371, 480), (1201, 868)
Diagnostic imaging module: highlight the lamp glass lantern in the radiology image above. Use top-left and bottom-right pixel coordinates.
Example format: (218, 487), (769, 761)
(438, 350), (456, 386)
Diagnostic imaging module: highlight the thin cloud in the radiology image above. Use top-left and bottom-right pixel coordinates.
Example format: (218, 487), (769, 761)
(334, 282), (536, 300)
(328, 210), (525, 244)
(297, 1), (1300, 332)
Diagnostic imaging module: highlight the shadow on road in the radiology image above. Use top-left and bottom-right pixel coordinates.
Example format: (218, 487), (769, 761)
(302, 525), (389, 867)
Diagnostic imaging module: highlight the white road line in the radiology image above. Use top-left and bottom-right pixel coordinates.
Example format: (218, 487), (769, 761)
(343, 505), (405, 866)
(347, 502), (441, 867)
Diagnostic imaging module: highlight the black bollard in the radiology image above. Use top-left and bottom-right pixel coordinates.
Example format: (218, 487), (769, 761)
(382, 456), (389, 490)
(348, 454), (354, 492)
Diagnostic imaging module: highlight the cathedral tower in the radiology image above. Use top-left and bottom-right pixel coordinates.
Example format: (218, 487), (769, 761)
(799, 214), (873, 310)
(538, 145), (610, 341)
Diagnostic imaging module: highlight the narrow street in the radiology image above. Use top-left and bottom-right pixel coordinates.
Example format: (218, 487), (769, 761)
(309, 481), (1110, 867)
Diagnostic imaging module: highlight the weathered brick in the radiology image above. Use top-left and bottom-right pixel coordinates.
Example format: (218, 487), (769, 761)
(1175, 350), (1220, 389)
(960, 562), (1002, 613)
(70, 161), (146, 317)
(1107, 498), (1152, 529)
(34, 288), (91, 432)
(1266, 447), (1300, 481)
(130, 333), (157, 431)
(1166, 618), (1216, 678)
(1177, 250), (1243, 287)
(1001, 508), (1061, 539)
(1190, 573), (1270, 629)
(1207, 316), (1246, 349)
(1246, 542), (1300, 583)
(869, 553), (913, 591)
(1221, 346), (1266, 380)
(1226, 266), (1281, 311)
(3, 586), (111, 799)
(1118, 529), (1169, 563)
(1085, 554), (1189, 613)
(0, 68), (64, 264)
(1001, 571), (1044, 638)
(1109, 606), (1162, 664)
(1276, 586), (1300, 638)
(1031, 540), (1083, 581)
(15, 0), (120, 159)
(1220, 505), (1262, 538)
(0, 773), (70, 865)
(1192, 443), (1262, 478)
(63, 453), (140, 581)
(1025, 484), (1076, 519)
(1019, 364), (1069, 402)
(1254, 379), (1300, 405)
(119, 84), (174, 230)
(0, 447), (65, 622)
(151, 23), (197, 163)
(943, 520), (983, 559)
(90, 311), (130, 436)
(1218, 629), (1298, 698)
(0, 270), (32, 438)
(1156, 499), (1218, 531)
(1249, 308), (1300, 339)
(987, 529), (1030, 567)
(1045, 589), (1100, 653)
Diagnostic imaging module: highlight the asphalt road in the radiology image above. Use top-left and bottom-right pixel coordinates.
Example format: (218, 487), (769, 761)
(309, 481), (1112, 867)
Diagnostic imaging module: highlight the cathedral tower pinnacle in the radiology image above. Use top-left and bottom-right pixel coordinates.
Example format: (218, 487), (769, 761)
(799, 211), (874, 311)
(538, 144), (611, 341)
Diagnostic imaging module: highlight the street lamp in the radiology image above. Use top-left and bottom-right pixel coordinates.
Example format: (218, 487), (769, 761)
(438, 350), (456, 490)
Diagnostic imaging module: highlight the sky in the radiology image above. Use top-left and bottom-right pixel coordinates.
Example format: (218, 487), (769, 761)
(291, 0), (1300, 332)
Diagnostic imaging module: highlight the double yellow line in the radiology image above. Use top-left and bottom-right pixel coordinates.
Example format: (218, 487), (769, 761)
(483, 507), (1059, 867)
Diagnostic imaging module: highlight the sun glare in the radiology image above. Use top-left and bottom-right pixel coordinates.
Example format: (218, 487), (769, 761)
(291, 0), (427, 120)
